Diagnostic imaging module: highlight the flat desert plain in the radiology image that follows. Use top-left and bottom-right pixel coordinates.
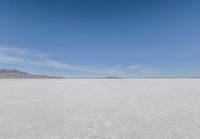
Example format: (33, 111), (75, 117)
(0, 79), (200, 139)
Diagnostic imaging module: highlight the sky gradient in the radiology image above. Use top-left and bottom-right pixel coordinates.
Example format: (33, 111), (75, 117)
(0, 0), (200, 77)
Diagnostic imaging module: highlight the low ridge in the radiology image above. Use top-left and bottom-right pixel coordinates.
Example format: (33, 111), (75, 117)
(0, 69), (64, 79)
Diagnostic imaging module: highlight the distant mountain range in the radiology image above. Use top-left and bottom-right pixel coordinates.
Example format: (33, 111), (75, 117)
(103, 76), (122, 79)
(0, 69), (64, 79)
(0, 69), (123, 79)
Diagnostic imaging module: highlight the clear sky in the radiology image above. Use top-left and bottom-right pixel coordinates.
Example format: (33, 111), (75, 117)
(0, 0), (200, 77)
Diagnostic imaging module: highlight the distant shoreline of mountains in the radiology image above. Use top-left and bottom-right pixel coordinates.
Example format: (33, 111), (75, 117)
(0, 69), (122, 79)
(0, 69), (64, 79)
(1, 69), (199, 79)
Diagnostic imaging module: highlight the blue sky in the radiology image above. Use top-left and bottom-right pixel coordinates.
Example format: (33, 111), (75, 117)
(0, 0), (200, 77)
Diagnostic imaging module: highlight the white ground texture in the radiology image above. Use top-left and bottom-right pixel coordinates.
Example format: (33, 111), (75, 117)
(0, 79), (200, 139)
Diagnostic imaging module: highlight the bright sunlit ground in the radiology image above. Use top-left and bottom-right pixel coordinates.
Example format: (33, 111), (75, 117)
(0, 79), (200, 139)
